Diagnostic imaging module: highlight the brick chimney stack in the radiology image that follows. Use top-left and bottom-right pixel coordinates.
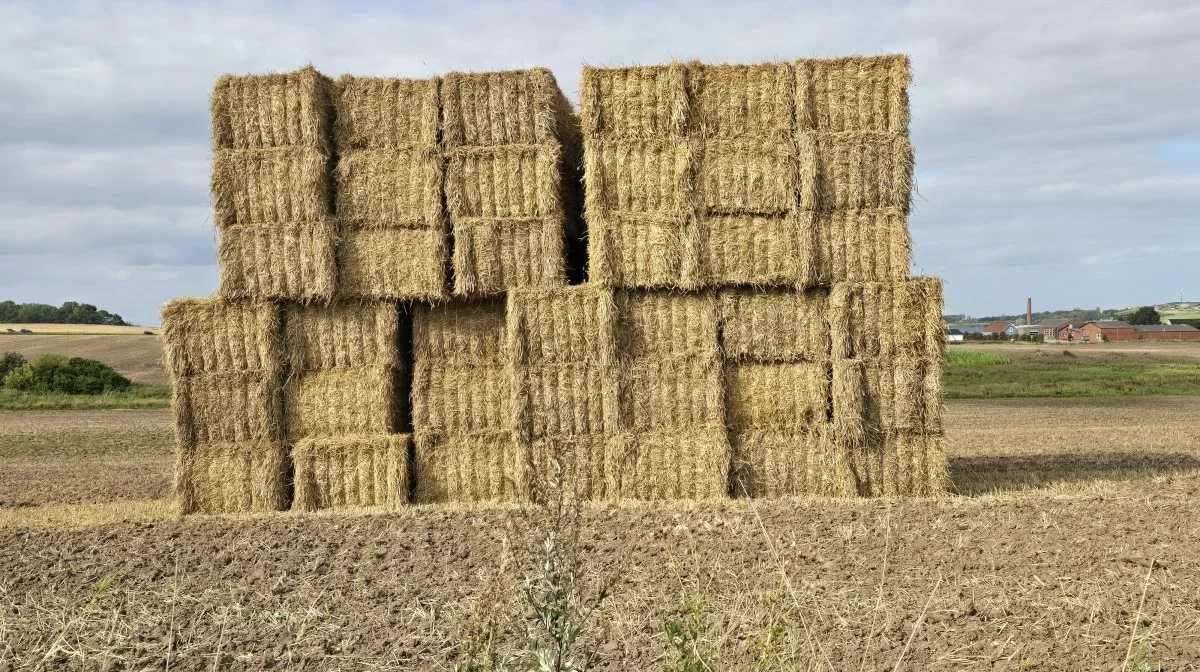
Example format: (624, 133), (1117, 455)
(1027, 298), (1032, 326)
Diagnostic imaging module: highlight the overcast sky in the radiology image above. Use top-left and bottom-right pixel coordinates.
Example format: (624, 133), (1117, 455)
(2, 1), (1198, 325)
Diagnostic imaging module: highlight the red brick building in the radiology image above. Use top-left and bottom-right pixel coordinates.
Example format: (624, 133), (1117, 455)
(1042, 319), (1088, 342)
(1134, 324), (1200, 341)
(1079, 321), (1136, 342)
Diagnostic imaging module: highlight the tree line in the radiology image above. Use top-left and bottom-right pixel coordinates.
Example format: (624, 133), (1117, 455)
(0, 301), (128, 326)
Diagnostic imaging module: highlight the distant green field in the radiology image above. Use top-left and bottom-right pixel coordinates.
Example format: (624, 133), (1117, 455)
(944, 350), (1200, 398)
(946, 349), (1010, 365)
(0, 385), (170, 411)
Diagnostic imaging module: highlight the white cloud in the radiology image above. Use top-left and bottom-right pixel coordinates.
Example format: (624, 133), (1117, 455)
(0, 0), (1198, 323)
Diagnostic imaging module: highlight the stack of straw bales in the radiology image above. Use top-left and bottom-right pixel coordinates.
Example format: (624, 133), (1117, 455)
(166, 54), (943, 513)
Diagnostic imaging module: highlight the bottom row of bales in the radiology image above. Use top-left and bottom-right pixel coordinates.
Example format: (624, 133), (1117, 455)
(162, 279), (945, 514)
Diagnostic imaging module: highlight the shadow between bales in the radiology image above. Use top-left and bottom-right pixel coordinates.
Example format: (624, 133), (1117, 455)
(949, 452), (1200, 496)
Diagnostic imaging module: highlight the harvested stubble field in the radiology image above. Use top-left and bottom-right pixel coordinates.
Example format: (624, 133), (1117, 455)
(3, 396), (1200, 669)
(0, 333), (168, 386)
(0, 324), (159, 336)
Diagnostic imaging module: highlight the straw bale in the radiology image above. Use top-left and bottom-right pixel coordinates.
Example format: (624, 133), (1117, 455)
(452, 216), (565, 296)
(211, 148), (331, 226)
(847, 431), (947, 497)
(442, 68), (577, 149)
(411, 361), (511, 435)
(893, 276), (945, 357)
(211, 66), (333, 151)
(718, 288), (829, 362)
(284, 302), (399, 372)
(334, 75), (439, 150)
(730, 427), (856, 499)
(697, 138), (796, 215)
(583, 138), (695, 215)
(697, 212), (819, 288)
(862, 360), (897, 434)
(794, 55), (911, 133)
(579, 64), (689, 139)
(292, 434), (409, 510)
(161, 297), (280, 376)
(413, 431), (527, 503)
(174, 370), (283, 447)
(621, 355), (723, 432)
(285, 365), (395, 439)
(890, 355), (943, 434)
(830, 282), (895, 360)
(506, 285), (616, 364)
(336, 148), (443, 227)
(818, 208), (911, 284)
(804, 132), (913, 212)
(527, 434), (615, 502)
(605, 429), (729, 500)
(217, 221), (338, 301)
(445, 144), (563, 219)
(725, 361), (830, 431)
(831, 358), (867, 448)
(337, 227), (448, 301)
(586, 213), (690, 288)
(413, 299), (507, 364)
(176, 441), (289, 514)
(693, 62), (793, 140)
(616, 290), (718, 357)
(519, 362), (616, 439)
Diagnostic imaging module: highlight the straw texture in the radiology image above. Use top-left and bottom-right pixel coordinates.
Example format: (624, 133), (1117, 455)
(175, 441), (289, 514)
(217, 222), (338, 301)
(794, 55), (911, 133)
(605, 430), (730, 501)
(161, 297), (281, 376)
(284, 302), (399, 371)
(337, 227), (448, 301)
(718, 288), (830, 362)
(413, 431), (527, 503)
(334, 75), (439, 150)
(210, 67), (333, 151)
(292, 434), (409, 510)
(284, 365), (395, 439)
(731, 427), (856, 498)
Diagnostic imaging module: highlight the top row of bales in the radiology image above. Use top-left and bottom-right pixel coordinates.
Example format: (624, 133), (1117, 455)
(210, 66), (583, 303)
(208, 56), (913, 304)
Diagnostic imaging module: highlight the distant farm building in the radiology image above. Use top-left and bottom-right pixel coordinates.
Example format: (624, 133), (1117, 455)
(946, 328), (964, 343)
(1079, 321), (1135, 342)
(981, 321), (1016, 338)
(1043, 319), (1088, 343)
(1015, 324), (1041, 338)
(1133, 324), (1200, 341)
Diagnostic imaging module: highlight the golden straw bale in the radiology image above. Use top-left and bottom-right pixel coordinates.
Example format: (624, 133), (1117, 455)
(718, 288), (830, 362)
(217, 221), (338, 301)
(893, 276), (945, 357)
(693, 62), (793, 140)
(506, 285), (616, 365)
(587, 213), (690, 288)
(175, 370), (283, 446)
(847, 431), (947, 497)
(211, 148), (331, 226)
(335, 148), (444, 227)
(442, 68), (577, 149)
(890, 355), (943, 434)
(794, 55), (911, 133)
(730, 427), (856, 499)
(725, 361), (830, 431)
(284, 302), (399, 372)
(818, 208), (911, 284)
(697, 212), (819, 288)
(452, 216), (566, 296)
(862, 360), (897, 435)
(804, 132), (913, 212)
(285, 365), (395, 439)
(210, 66), (333, 151)
(411, 362), (511, 435)
(337, 227), (448, 301)
(161, 297), (281, 376)
(583, 138), (693, 214)
(528, 434), (615, 502)
(292, 434), (409, 510)
(697, 138), (797, 215)
(445, 145), (562, 219)
(579, 64), (689, 139)
(176, 441), (289, 514)
(616, 290), (718, 357)
(413, 299), (507, 364)
(520, 362), (616, 438)
(413, 431), (527, 503)
(830, 282), (895, 360)
(334, 75), (439, 150)
(621, 355), (724, 432)
(605, 429), (729, 501)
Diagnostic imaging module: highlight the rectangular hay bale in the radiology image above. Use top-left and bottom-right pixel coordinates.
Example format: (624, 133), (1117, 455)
(210, 67), (333, 151)
(442, 68), (578, 149)
(718, 288), (830, 362)
(697, 213), (818, 288)
(818, 208), (911, 284)
(621, 355), (723, 432)
(527, 433), (615, 502)
(176, 440), (289, 514)
(847, 431), (947, 497)
(587, 213), (693, 288)
(579, 64), (688, 139)
(413, 431), (527, 503)
(413, 299), (507, 363)
(583, 138), (692, 214)
(337, 226), (447, 301)
(693, 62), (794, 140)
(292, 434), (409, 510)
(605, 430), (729, 501)
(211, 148), (331, 226)
(804, 132), (913, 212)
(217, 221), (338, 301)
(334, 75), (439, 150)
(697, 138), (797, 215)
(284, 302), (399, 372)
(519, 362), (615, 438)
(175, 370), (283, 446)
(335, 148), (443, 227)
(161, 297), (281, 376)
(795, 55), (911, 133)
(616, 290), (718, 357)
(452, 216), (566, 296)
(285, 365), (395, 439)
(731, 427), (855, 499)
(445, 145), (563, 219)
(411, 362), (511, 435)
(725, 361), (830, 431)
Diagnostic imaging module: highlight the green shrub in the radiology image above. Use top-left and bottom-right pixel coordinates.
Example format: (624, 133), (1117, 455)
(3, 354), (132, 395)
(0, 352), (26, 385)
